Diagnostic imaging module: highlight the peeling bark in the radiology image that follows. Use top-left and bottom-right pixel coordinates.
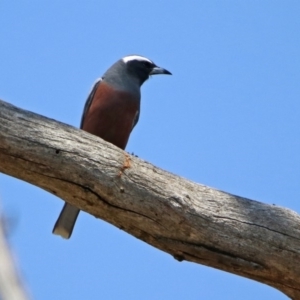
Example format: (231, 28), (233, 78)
(0, 99), (300, 299)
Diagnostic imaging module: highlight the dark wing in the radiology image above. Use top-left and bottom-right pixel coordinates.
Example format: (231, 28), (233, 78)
(80, 78), (102, 129)
(131, 109), (140, 132)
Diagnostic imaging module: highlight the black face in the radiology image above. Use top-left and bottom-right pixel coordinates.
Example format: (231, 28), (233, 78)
(126, 59), (156, 84)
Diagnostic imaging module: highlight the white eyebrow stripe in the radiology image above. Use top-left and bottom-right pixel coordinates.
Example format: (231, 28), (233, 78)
(122, 55), (153, 64)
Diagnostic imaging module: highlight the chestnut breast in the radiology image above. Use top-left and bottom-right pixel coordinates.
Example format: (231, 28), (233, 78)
(81, 81), (140, 150)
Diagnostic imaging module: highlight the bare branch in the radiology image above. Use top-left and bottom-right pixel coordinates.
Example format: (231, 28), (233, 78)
(0, 99), (299, 299)
(0, 207), (29, 300)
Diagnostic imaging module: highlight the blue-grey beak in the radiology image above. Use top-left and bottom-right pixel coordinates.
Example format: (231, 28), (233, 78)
(150, 66), (172, 75)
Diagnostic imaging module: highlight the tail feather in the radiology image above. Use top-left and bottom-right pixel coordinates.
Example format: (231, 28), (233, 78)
(52, 203), (80, 239)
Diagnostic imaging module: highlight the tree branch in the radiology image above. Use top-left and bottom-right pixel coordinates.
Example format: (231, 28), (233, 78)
(0, 207), (29, 300)
(0, 99), (300, 299)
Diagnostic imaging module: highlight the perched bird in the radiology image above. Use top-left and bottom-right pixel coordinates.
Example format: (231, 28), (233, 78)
(52, 55), (171, 239)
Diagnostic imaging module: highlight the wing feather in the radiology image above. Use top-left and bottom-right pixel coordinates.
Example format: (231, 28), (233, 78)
(131, 109), (140, 131)
(80, 78), (102, 129)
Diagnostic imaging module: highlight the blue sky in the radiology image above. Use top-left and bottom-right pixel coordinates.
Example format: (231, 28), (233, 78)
(0, 1), (299, 299)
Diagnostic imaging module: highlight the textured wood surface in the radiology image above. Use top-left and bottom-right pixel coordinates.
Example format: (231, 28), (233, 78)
(0, 99), (300, 299)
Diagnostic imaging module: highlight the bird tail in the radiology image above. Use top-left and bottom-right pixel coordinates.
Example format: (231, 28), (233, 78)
(52, 203), (80, 239)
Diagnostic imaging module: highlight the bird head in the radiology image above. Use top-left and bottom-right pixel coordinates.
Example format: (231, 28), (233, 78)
(102, 55), (171, 93)
(122, 55), (171, 85)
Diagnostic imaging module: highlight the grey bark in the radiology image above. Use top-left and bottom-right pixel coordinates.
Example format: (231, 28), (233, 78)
(0, 99), (300, 299)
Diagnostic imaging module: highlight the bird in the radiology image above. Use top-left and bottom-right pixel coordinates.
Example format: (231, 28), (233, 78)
(52, 55), (171, 239)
